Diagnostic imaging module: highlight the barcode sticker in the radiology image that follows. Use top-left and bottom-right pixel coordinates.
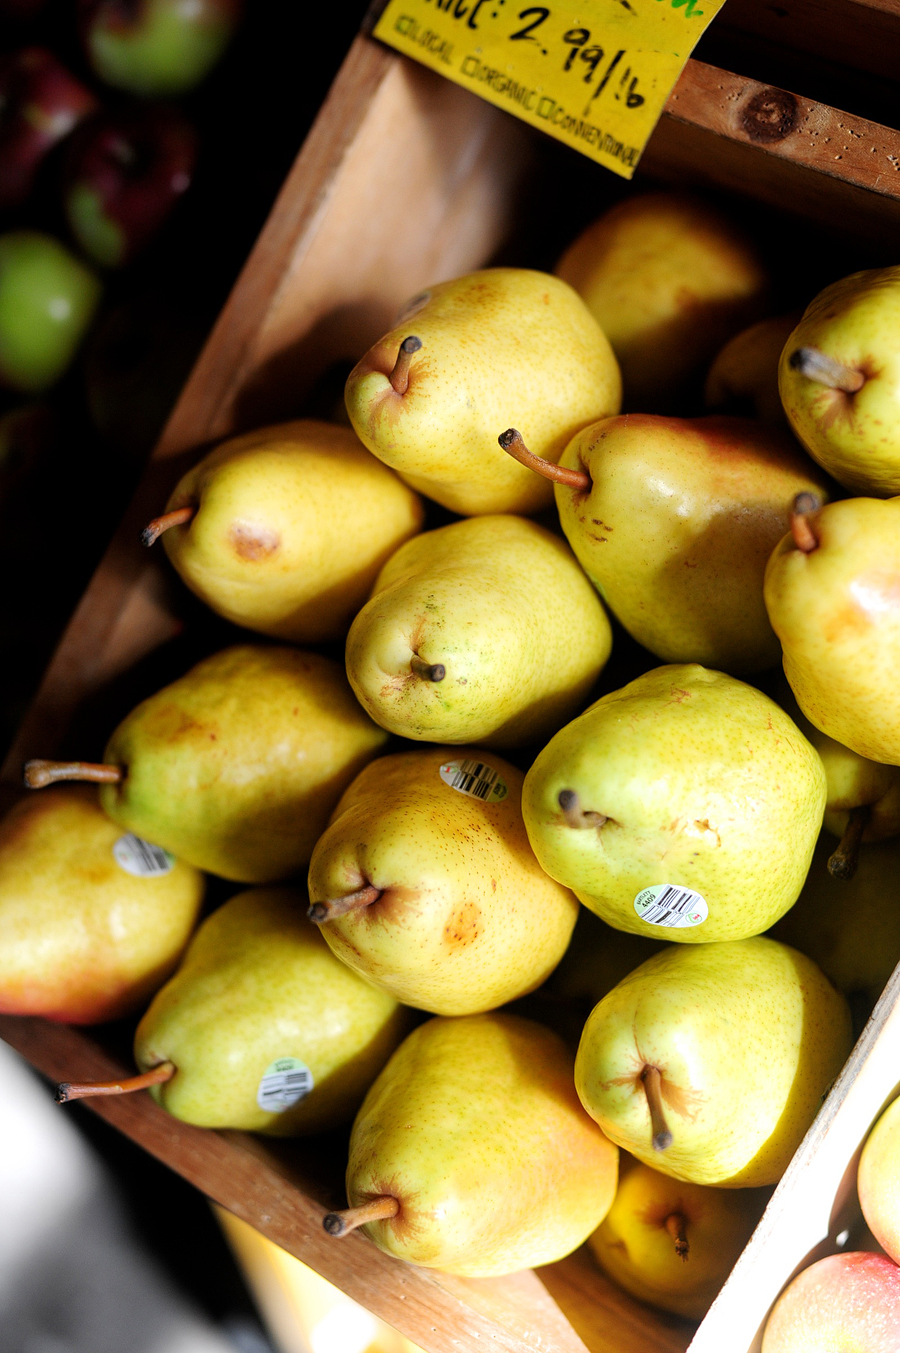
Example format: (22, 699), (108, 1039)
(440, 759), (508, 803)
(113, 834), (175, 878)
(256, 1057), (314, 1113)
(634, 884), (708, 929)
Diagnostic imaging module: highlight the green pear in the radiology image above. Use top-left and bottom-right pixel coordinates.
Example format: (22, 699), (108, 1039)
(575, 937), (852, 1187)
(307, 747), (578, 1014)
(764, 495), (900, 764)
(26, 646), (388, 881)
(705, 314), (800, 425)
(779, 267), (900, 495)
(132, 888), (408, 1134)
(345, 515), (612, 747)
(555, 193), (768, 410)
(771, 834), (900, 1018)
(331, 1013), (618, 1276)
(145, 421), (423, 644)
(521, 665), (825, 942)
(344, 268), (621, 516)
(0, 786), (203, 1025)
(502, 414), (830, 673)
(587, 1157), (769, 1319)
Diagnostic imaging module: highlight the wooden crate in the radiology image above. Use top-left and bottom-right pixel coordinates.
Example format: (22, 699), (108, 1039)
(3, 20), (900, 1353)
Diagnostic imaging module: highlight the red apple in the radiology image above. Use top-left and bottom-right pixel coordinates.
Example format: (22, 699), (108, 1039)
(859, 1097), (900, 1265)
(0, 48), (98, 213)
(81, 0), (242, 97)
(761, 1251), (900, 1351)
(64, 105), (197, 267)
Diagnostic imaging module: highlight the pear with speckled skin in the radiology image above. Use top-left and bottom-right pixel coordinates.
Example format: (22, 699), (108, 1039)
(345, 515), (611, 748)
(307, 747), (578, 1015)
(575, 938), (852, 1187)
(134, 888), (408, 1135)
(342, 1013), (618, 1276)
(344, 268), (620, 516)
(154, 421), (423, 643)
(0, 786), (203, 1024)
(522, 665), (825, 942)
(546, 413), (830, 673)
(97, 645), (388, 882)
(778, 267), (900, 496)
(764, 496), (900, 764)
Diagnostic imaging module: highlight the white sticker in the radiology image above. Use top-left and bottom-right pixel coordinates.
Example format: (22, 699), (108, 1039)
(634, 884), (708, 929)
(113, 834), (175, 878)
(256, 1057), (314, 1113)
(440, 759), (508, 804)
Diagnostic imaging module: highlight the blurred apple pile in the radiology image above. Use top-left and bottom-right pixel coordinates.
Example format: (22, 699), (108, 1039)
(3, 175), (900, 1344)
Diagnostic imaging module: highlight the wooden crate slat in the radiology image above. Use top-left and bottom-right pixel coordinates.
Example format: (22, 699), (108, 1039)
(714, 0), (900, 85)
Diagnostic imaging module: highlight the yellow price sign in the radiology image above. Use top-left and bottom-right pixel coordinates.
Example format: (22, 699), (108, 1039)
(373, 0), (727, 178)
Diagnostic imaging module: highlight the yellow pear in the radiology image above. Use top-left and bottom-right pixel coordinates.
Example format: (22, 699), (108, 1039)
(522, 665), (825, 943)
(764, 495), (900, 764)
(574, 938), (852, 1187)
(587, 1157), (769, 1319)
(556, 193), (768, 409)
(778, 267), (900, 495)
(345, 515), (612, 747)
(129, 888), (408, 1134)
(143, 420), (423, 643)
(328, 1013), (618, 1276)
(0, 786), (202, 1024)
(502, 414), (830, 673)
(705, 314), (800, 424)
(307, 747), (578, 1014)
(344, 268), (621, 516)
(25, 646), (387, 882)
(771, 834), (900, 1018)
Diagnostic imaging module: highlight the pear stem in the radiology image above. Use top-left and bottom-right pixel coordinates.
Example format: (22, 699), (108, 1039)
(141, 506), (195, 548)
(664, 1212), (690, 1262)
(410, 654), (445, 682)
(389, 336), (422, 395)
(557, 789), (607, 830)
(789, 492), (821, 553)
(498, 428), (590, 491)
(828, 804), (871, 880)
(788, 347), (866, 394)
(308, 885), (382, 924)
(24, 759), (123, 789)
(641, 1065), (673, 1152)
(323, 1196), (400, 1237)
(56, 1061), (175, 1104)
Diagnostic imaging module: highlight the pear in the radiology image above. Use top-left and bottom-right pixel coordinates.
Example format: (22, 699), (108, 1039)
(587, 1157), (769, 1319)
(307, 747), (578, 1015)
(764, 495), (900, 764)
(705, 314), (800, 425)
(25, 646), (387, 882)
(56, 888), (408, 1134)
(771, 834), (900, 1018)
(501, 414), (830, 673)
(778, 267), (900, 495)
(858, 1097), (900, 1267)
(556, 193), (768, 410)
(522, 665), (825, 942)
(142, 420), (423, 644)
(0, 786), (203, 1024)
(326, 1013), (618, 1276)
(575, 937), (853, 1187)
(775, 683), (900, 877)
(345, 515), (612, 747)
(344, 268), (621, 516)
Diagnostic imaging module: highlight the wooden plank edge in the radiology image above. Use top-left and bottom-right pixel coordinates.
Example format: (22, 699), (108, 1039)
(0, 1014), (591, 1353)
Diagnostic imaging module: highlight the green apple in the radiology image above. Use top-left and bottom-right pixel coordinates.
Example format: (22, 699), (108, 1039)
(0, 232), (101, 393)
(83, 0), (241, 97)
